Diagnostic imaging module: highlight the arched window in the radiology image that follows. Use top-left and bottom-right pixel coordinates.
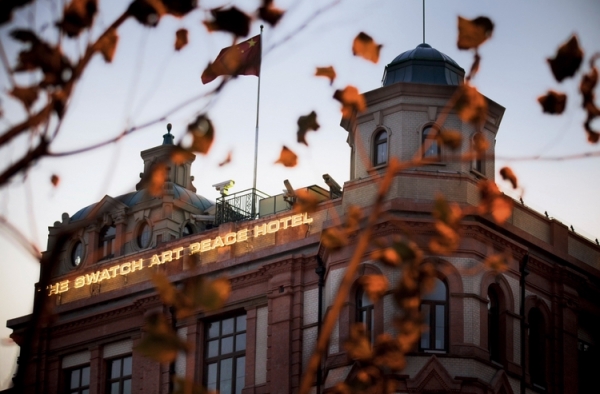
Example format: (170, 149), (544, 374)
(356, 288), (375, 343)
(71, 241), (84, 267)
(488, 285), (501, 362)
(528, 308), (546, 387)
(373, 130), (388, 166)
(422, 125), (440, 160)
(420, 277), (448, 351)
(98, 225), (116, 261)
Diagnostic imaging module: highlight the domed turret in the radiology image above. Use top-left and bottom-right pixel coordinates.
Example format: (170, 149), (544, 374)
(382, 43), (464, 86)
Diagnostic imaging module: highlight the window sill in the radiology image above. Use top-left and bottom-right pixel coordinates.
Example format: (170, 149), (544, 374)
(470, 169), (486, 178)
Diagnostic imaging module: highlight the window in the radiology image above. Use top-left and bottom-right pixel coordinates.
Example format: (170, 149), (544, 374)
(472, 132), (485, 173)
(373, 130), (388, 166)
(487, 285), (501, 362)
(106, 355), (132, 394)
(422, 125), (440, 160)
(99, 225), (116, 260)
(528, 308), (546, 387)
(420, 277), (447, 351)
(182, 223), (195, 237)
(71, 241), (84, 267)
(205, 315), (246, 394)
(65, 365), (90, 394)
(356, 288), (375, 343)
(136, 222), (151, 249)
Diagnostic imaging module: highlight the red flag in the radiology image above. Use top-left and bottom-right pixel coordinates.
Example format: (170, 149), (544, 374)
(202, 35), (261, 84)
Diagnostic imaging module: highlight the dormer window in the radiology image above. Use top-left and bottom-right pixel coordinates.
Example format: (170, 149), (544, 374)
(422, 125), (441, 160)
(373, 130), (388, 166)
(99, 225), (116, 261)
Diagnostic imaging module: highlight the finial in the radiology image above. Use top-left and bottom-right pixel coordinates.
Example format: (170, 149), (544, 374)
(162, 123), (175, 145)
(167, 123), (172, 133)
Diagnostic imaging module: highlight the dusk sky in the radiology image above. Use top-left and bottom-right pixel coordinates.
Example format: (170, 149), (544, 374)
(1, 0), (599, 388)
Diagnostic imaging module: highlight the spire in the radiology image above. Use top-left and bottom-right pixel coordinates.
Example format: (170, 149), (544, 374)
(162, 123), (175, 145)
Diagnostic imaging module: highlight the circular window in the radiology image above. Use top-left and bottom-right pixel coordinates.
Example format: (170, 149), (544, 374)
(71, 241), (84, 266)
(137, 222), (152, 249)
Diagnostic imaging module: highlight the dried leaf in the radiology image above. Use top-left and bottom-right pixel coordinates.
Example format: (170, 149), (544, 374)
(50, 174), (60, 187)
(484, 253), (509, 273)
(95, 28), (118, 63)
(127, 0), (166, 27)
(581, 55), (600, 143)
(218, 151), (232, 166)
(344, 324), (372, 361)
(547, 35), (583, 82)
(259, 0), (284, 26)
(185, 277), (231, 311)
(275, 146), (297, 167)
(56, 0), (98, 37)
(457, 16), (494, 50)
(333, 86), (366, 119)
(10, 85), (38, 109)
(346, 205), (362, 232)
(429, 221), (460, 255)
(433, 195), (462, 228)
(371, 247), (400, 267)
(454, 84), (487, 126)
(186, 114), (214, 154)
(151, 272), (178, 306)
(148, 162), (167, 196)
(352, 32), (381, 63)
(477, 180), (513, 224)
(297, 111), (320, 145)
(490, 195), (513, 224)
(538, 90), (567, 115)
(373, 334), (406, 371)
(134, 312), (188, 363)
(204, 7), (250, 37)
(472, 131), (489, 154)
(315, 66), (336, 85)
(321, 227), (348, 251)
(0, 0), (34, 25)
(163, 0), (197, 17)
(175, 28), (188, 51)
(499, 167), (518, 189)
(359, 275), (389, 303)
(437, 129), (462, 150)
(293, 189), (319, 213)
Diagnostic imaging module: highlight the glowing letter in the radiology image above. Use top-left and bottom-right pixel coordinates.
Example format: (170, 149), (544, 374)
(267, 220), (280, 234)
(120, 262), (131, 275)
(161, 250), (173, 264)
(291, 214), (303, 227)
(108, 266), (119, 278)
(200, 239), (212, 253)
(149, 254), (162, 267)
(254, 223), (267, 237)
(303, 213), (313, 224)
(280, 216), (292, 229)
(131, 259), (144, 272)
(224, 232), (237, 246)
(74, 276), (85, 288)
(85, 272), (100, 285)
(172, 247), (184, 260)
(237, 228), (248, 242)
(189, 242), (201, 255)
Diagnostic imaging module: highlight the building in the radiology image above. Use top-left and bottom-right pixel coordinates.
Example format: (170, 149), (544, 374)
(7, 43), (600, 394)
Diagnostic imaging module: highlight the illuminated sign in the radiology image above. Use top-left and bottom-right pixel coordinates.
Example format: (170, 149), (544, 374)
(47, 213), (313, 296)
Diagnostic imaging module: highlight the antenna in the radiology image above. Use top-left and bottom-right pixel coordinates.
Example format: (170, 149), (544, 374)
(423, 0), (426, 44)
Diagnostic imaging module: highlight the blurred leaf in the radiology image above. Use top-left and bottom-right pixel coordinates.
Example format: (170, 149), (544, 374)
(315, 66), (336, 85)
(275, 146), (297, 167)
(127, 0), (166, 27)
(537, 90), (567, 115)
(175, 28), (188, 51)
(359, 275), (389, 303)
(94, 28), (118, 63)
(373, 334), (406, 371)
(218, 151), (232, 167)
(152, 272), (178, 306)
(134, 312), (188, 363)
(204, 7), (250, 37)
(477, 180), (513, 224)
(56, 0), (97, 37)
(371, 247), (400, 267)
(429, 221), (460, 255)
(581, 55), (600, 143)
(321, 227), (348, 251)
(499, 167), (518, 189)
(50, 174), (60, 187)
(334, 86), (366, 119)
(0, 0), (34, 25)
(149, 162), (167, 196)
(297, 111), (320, 145)
(454, 84), (487, 126)
(163, 0), (197, 17)
(186, 115), (214, 154)
(259, 0), (284, 26)
(344, 324), (372, 361)
(433, 194), (462, 228)
(490, 195), (513, 224)
(547, 35), (583, 82)
(484, 253), (509, 273)
(346, 205), (362, 232)
(472, 131), (489, 155)
(172, 376), (208, 394)
(10, 86), (38, 109)
(185, 277), (231, 311)
(437, 129), (462, 150)
(457, 16), (494, 50)
(352, 32), (381, 63)
(293, 189), (319, 213)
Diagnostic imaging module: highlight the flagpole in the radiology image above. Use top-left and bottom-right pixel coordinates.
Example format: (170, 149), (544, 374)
(251, 25), (263, 218)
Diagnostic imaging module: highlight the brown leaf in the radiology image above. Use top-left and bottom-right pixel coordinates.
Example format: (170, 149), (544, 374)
(275, 146), (297, 167)
(50, 174), (60, 187)
(437, 129), (462, 150)
(315, 66), (336, 85)
(429, 221), (460, 255)
(127, 0), (166, 27)
(490, 195), (513, 224)
(333, 86), (366, 119)
(56, 0), (98, 37)
(537, 90), (567, 115)
(175, 28), (188, 51)
(371, 247), (400, 267)
(433, 195), (462, 228)
(321, 227), (348, 251)
(581, 55), (600, 143)
(484, 253), (509, 273)
(95, 28), (118, 63)
(345, 205), (362, 232)
(218, 151), (232, 167)
(454, 84), (487, 126)
(457, 16), (494, 50)
(186, 114), (214, 154)
(163, 0), (196, 17)
(259, 0), (284, 26)
(499, 167), (518, 189)
(472, 131), (489, 155)
(148, 162), (167, 196)
(134, 313), (189, 363)
(343, 324), (372, 361)
(185, 277), (231, 311)
(10, 85), (38, 109)
(352, 32), (381, 63)
(203, 7), (250, 37)
(547, 35), (583, 82)
(293, 189), (320, 213)
(296, 111), (320, 145)
(373, 334), (406, 371)
(477, 180), (513, 224)
(359, 275), (389, 303)
(151, 272), (178, 306)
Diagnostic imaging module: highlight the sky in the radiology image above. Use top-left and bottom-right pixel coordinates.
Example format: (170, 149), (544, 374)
(1, 0), (600, 388)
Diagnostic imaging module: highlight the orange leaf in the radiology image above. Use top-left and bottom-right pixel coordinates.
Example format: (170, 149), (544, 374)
(484, 253), (509, 273)
(175, 28), (188, 51)
(472, 131), (489, 154)
(10, 85), (38, 109)
(547, 35), (583, 82)
(315, 66), (336, 85)
(95, 28), (118, 63)
(343, 324), (372, 361)
(359, 274), (389, 303)
(148, 162), (167, 196)
(321, 227), (348, 251)
(538, 90), (567, 115)
(296, 111), (320, 145)
(490, 196), (513, 224)
(186, 115), (214, 154)
(352, 32), (381, 63)
(438, 129), (462, 150)
(454, 84), (487, 126)
(50, 174), (60, 187)
(457, 16), (494, 50)
(499, 167), (518, 189)
(56, 0), (98, 37)
(127, 0), (166, 27)
(275, 146), (297, 167)
(293, 189), (320, 213)
(333, 86), (366, 119)
(219, 151), (232, 167)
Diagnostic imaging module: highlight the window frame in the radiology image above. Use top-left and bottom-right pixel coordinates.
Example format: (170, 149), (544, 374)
(98, 224), (116, 261)
(105, 354), (132, 394)
(64, 364), (90, 394)
(422, 125), (441, 161)
(471, 132), (485, 175)
(528, 307), (547, 388)
(356, 288), (375, 343)
(70, 240), (85, 267)
(487, 285), (501, 363)
(372, 129), (388, 167)
(419, 277), (448, 352)
(135, 221), (152, 249)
